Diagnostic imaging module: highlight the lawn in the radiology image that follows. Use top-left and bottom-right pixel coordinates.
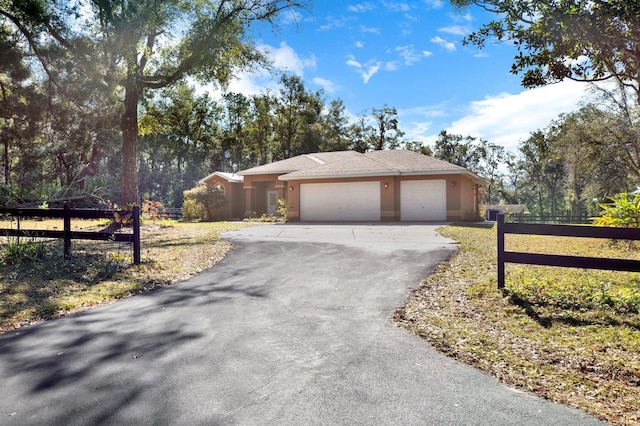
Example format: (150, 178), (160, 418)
(394, 223), (640, 426)
(0, 220), (252, 332)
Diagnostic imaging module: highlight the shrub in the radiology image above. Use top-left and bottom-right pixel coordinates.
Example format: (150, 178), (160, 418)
(182, 184), (226, 221)
(181, 199), (207, 222)
(592, 192), (640, 228)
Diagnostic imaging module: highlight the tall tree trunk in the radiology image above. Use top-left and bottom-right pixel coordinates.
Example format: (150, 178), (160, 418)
(121, 80), (139, 205)
(2, 131), (9, 185)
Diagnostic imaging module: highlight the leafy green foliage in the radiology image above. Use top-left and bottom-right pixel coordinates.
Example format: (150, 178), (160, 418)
(593, 193), (640, 228)
(451, 0), (640, 101)
(1, 237), (49, 266)
(181, 199), (207, 222)
(182, 184), (226, 221)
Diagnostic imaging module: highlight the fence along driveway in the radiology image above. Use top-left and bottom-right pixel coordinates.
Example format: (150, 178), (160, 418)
(0, 205), (141, 263)
(497, 213), (640, 288)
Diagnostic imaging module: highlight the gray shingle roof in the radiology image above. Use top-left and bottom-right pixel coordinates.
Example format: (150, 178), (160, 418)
(280, 150), (483, 182)
(232, 149), (486, 184)
(238, 151), (358, 175)
(364, 149), (467, 173)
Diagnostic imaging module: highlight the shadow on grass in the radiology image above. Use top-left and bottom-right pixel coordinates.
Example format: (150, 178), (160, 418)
(144, 237), (217, 249)
(505, 290), (640, 331)
(447, 222), (495, 229)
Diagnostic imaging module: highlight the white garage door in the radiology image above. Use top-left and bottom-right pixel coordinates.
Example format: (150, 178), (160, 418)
(401, 180), (446, 221)
(300, 182), (381, 221)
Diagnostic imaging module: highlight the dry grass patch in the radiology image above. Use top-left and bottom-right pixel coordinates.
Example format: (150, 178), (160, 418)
(0, 221), (253, 332)
(395, 223), (640, 425)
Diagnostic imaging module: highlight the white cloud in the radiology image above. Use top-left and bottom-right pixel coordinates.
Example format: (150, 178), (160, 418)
(208, 42), (316, 97)
(395, 45), (432, 65)
(383, 2), (411, 12)
(279, 9), (303, 26)
(385, 61), (400, 71)
(313, 77), (338, 94)
(438, 25), (470, 36)
(346, 55), (381, 83)
(355, 41), (364, 48)
(424, 0), (443, 9)
(444, 81), (591, 151)
(264, 41), (316, 76)
(319, 16), (348, 31)
(430, 36), (456, 52)
(348, 3), (375, 13)
(360, 25), (381, 34)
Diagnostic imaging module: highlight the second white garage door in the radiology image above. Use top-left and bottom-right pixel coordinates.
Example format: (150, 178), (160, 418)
(401, 180), (446, 221)
(300, 182), (381, 221)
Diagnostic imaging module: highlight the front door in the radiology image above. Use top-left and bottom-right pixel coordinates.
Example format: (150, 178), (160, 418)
(267, 191), (278, 215)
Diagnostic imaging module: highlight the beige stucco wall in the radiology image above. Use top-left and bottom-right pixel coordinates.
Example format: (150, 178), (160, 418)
(282, 174), (481, 222)
(200, 177), (244, 220)
(242, 174), (286, 217)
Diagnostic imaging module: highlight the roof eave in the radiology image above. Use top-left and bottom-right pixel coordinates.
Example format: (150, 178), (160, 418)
(279, 171), (398, 181)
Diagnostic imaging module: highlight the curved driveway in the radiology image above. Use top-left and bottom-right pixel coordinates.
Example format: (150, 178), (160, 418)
(0, 223), (603, 425)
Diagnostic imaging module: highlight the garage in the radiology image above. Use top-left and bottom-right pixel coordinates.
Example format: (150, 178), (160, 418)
(300, 182), (381, 221)
(401, 180), (446, 221)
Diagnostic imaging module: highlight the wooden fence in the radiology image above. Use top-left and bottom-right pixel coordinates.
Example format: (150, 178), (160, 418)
(513, 215), (590, 224)
(0, 205), (140, 264)
(497, 213), (640, 289)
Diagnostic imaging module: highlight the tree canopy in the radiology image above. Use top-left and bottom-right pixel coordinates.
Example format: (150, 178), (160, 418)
(0, 0), (307, 204)
(450, 0), (640, 102)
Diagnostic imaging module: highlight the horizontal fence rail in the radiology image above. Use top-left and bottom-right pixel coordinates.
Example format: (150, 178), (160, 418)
(0, 205), (140, 264)
(497, 213), (640, 289)
(513, 215), (591, 224)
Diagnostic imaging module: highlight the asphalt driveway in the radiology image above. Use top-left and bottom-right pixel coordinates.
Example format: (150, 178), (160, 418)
(0, 223), (603, 425)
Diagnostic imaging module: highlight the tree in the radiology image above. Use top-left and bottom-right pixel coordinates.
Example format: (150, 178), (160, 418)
(500, 155), (526, 205)
(0, 23), (43, 191)
(138, 83), (223, 207)
(1, 0), (307, 204)
(370, 105), (404, 150)
(450, 0), (640, 103)
(520, 130), (565, 217)
(477, 141), (504, 204)
(433, 130), (484, 171)
(347, 114), (374, 153)
(222, 92), (250, 170)
(319, 99), (350, 152)
(274, 73), (307, 159)
(403, 141), (433, 156)
(247, 92), (276, 164)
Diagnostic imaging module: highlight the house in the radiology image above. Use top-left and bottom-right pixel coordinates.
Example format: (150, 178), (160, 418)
(199, 150), (486, 222)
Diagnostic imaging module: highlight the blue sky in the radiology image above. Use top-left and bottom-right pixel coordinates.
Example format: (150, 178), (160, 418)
(216, 1), (595, 152)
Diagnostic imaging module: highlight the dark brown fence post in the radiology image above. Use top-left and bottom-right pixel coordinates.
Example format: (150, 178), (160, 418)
(132, 205), (141, 265)
(63, 204), (71, 260)
(497, 213), (505, 289)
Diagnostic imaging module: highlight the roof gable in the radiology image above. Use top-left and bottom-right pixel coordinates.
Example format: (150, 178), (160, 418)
(199, 171), (243, 184)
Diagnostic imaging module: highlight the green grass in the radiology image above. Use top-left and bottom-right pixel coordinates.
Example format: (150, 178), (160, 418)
(395, 224), (640, 425)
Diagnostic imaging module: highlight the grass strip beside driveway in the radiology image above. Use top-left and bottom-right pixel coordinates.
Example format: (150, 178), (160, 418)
(395, 223), (640, 426)
(0, 221), (251, 332)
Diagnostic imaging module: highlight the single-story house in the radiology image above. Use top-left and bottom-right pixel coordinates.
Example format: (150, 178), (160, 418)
(199, 149), (486, 222)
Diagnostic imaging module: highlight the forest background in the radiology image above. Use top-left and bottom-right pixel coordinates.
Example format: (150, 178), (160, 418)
(2, 0), (640, 221)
